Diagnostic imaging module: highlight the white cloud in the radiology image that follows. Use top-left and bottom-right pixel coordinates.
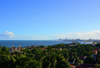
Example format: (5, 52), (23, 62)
(0, 31), (14, 38)
(53, 30), (100, 39)
(4, 31), (14, 38)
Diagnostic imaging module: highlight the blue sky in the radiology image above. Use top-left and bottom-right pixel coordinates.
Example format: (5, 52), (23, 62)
(0, 0), (100, 40)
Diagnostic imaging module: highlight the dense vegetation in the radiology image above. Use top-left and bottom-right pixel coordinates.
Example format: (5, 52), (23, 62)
(0, 43), (100, 68)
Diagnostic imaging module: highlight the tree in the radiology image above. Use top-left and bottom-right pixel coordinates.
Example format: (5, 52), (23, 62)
(10, 52), (14, 55)
(98, 51), (100, 54)
(96, 54), (100, 63)
(84, 56), (95, 64)
(14, 51), (21, 57)
(9, 56), (16, 68)
(27, 60), (42, 68)
(69, 51), (74, 59)
(95, 43), (100, 48)
(39, 45), (45, 48)
(56, 60), (71, 68)
(15, 56), (30, 68)
(32, 48), (38, 54)
(56, 55), (64, 63)
(42, 59), (51, 68)
(83, 52), (91, 56)
(96, 57), (100, 64)
(65, 44), (70, 49)
(1, 46), (9, 54)
(75, 58), (83, 65)
(94, 64), (100, 68)
(47, 46), (52, 52)
(63, 52), (69, 59)
(26, 53), (35, 59)
(0, 55), (11, 68)
(49, 52), (57, 68)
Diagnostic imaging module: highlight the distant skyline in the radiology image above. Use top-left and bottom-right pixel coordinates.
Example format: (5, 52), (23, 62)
(0, 0), (100, 40)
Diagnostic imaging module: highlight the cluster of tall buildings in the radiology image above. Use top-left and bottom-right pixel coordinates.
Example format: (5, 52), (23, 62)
(59, 38), (100, 41)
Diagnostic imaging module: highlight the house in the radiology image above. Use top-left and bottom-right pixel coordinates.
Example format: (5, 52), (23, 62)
(69, 44), (76, 46)
(41, 48), (46, 50)
(38, 47), (47, 50)
(59, 48), (62, 50)
(93, 50), (98, 54)
(10, 45), (25, 52)
(93, 49), (100, 55)
(79, 55), (87, 60)
(53, 48), (57, 50)
(68, 59), (76, 65)
(30, 46), (36, 50)
(11, 45), (21, 52)
(21, 47), (25, 49)
(69, 43), (77, 46)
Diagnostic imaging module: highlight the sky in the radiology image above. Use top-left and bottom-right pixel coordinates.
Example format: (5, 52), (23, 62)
(0, 0), (100, 40)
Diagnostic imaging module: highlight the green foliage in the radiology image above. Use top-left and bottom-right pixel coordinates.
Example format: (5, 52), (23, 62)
(56, 55), (64, 62)
(94, 64), (100, 68)
(26, 53), (35, 59)
(97, 57), (100, 64)
(84, 56), (95, 64)
(95, 43), (100, 48)
(83, 52), (91, 56)
(15, 56), (32, 67)
(75, 58), (83, 65)
(0, 46), (9, 55)
(98, 51), (100, 54)
(27, 60), (42, 68)
(63, 51), (69, 59)
(96, 54), (100, 63)
(65, 44), (70, 49)
(42, 59), (51, 68)
(56, 61), (71, 68)
(0, 55), (16, 68)
(14, 51), (21, 57)
(0, 43), (97, 68)
(47, 46), (52, 51)
(32, 48), (38, 54)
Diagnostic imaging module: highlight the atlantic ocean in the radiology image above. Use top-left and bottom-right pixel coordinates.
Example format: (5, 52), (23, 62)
(0, 40), (73, 48)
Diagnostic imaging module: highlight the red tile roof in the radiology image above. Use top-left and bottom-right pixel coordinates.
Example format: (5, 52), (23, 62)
(70, 64), (74, 67)
(42, 48), (45, 50)
(79, 55), (85, 58)
(93, 50), (98, 52)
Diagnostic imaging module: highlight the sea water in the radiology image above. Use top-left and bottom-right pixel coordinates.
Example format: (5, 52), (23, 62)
(0, 40), (71, 48)
(0, 40), (92, 48)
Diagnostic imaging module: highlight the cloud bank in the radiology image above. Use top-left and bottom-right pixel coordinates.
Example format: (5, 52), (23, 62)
(1, 30), (100, 40)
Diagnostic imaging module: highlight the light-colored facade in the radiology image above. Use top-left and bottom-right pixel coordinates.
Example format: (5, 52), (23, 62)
(11, 45), (21, 52)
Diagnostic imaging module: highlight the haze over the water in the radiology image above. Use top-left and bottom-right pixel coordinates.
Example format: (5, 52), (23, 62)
(0, 0), (100, 40)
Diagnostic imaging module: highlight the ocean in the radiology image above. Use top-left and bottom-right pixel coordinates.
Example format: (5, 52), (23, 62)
(0, 40), (92, 48)
(0, 40), (71, 48)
